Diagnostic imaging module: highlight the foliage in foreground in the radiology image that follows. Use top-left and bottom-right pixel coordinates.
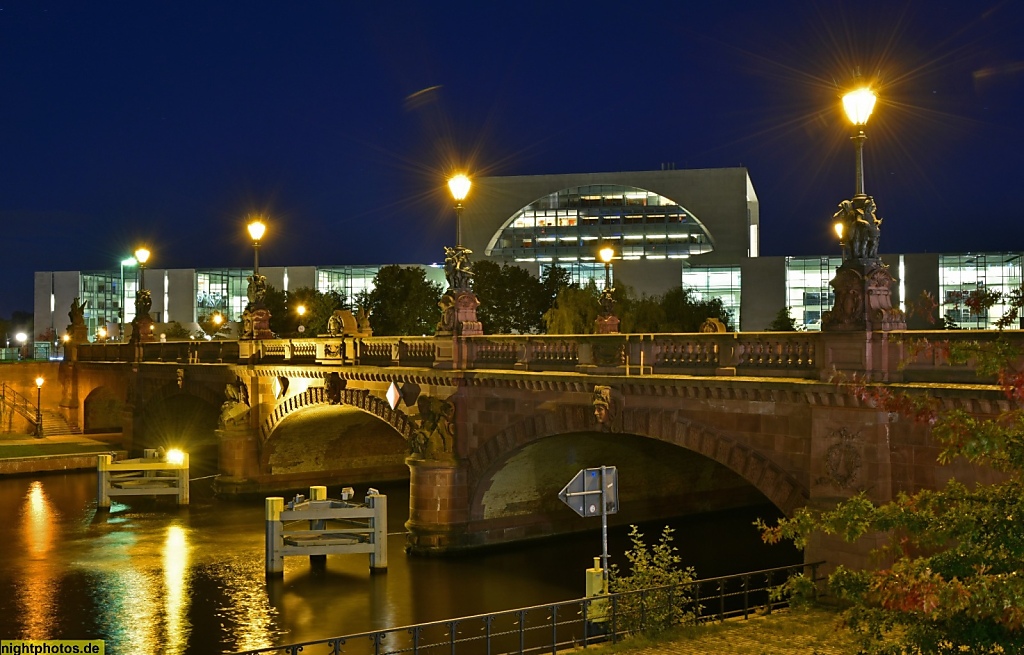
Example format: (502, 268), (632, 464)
(760, 289), (1024, 654)
(609, 525), (699, 634)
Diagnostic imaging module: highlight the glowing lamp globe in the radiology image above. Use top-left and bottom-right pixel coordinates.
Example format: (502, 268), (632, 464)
(247, 220), (266, 242)
(134, 247), (151, 265)
(448, 174), (471, 202)
(842, 88), (876, 126)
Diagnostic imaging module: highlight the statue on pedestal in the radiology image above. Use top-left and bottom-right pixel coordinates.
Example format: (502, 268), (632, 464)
(823, 195), (905, 331)
(437, 245), (482, 336)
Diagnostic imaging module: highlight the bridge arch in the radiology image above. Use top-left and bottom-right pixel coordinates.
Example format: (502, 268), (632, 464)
(467, 405), (808, 519)
(134, 379), (222, 452)
(82, 385), (123, 433)
(258, 387), (414, 446)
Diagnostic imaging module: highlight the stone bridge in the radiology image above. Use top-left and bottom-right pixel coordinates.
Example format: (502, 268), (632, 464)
(58, 330), (1012, 563)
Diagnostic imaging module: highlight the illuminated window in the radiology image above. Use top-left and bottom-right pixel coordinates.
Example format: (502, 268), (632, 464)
(487, 184), (713, 261)
(683, 266), (741, 328)
(938, 253), (1023, 329)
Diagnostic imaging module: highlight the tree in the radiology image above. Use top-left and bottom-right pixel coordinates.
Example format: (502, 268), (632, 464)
(767, 306), (798, 331)
(359, 265), (443, 336)
(659, 287), (732, 332)
(543, 282), (601, 334)
(281, 287), (344, 336)
(760, 291), (1024, 654)
(472, 261), (550, 334)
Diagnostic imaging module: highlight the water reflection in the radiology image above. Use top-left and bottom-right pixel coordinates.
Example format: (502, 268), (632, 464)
(18, 481), (58, 639)
(164, 524), (190, 655)
(0, 474), (798, 653)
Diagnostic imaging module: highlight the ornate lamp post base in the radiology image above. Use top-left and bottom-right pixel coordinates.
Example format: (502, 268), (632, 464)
(243, 304), (274, 340)
(131, 314), (157, 342)
(823, 194), (905, 332)
(436, 289), (483, 337)
(595, 314), (620, 334)
(822, 259), (906, 331)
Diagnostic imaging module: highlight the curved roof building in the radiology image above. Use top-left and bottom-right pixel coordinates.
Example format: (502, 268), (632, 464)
(460, 167), (759, 297)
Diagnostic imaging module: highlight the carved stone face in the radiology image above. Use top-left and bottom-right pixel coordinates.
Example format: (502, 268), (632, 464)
(594, 402), (610, 425)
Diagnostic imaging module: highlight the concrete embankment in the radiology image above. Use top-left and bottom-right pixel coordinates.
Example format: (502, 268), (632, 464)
(0, 433), (124, 475)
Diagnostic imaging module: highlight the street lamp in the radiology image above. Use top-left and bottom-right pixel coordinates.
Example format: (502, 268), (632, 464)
(296, 304), (307, 334)
(448, 174), (471, 247)
(842, 86), (876, 197)
(248, 218), (266, 276)
(134, 247), (150, 290)
(822, 81), (904, 332)
(598, 246), (615, 291)
(34, 376), (43, 438)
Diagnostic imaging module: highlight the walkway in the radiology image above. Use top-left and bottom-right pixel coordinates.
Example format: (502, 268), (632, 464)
(610, 606), (857, 655)
(0, 432), (120, 474)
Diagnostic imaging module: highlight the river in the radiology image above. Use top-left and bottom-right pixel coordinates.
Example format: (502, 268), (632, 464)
(0, 471), (798, 654)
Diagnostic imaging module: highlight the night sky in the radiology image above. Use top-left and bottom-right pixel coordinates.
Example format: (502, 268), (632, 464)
(1, 1), (1022, 317)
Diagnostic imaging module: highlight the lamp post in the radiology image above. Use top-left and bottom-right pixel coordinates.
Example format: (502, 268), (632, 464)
(248, 219), (266, 277)
(448, 174), (471, 248)
(245, 218), (270, 340)
(296, 304), (307, 334)
(822, 82), (904, 332)
(598, 246), (615, 291)
(120, 257), (137, 340)
(135, 247), (150, 290)
(131, 247), (154, 343)
(842, 87), (876, 197)
(34, 377), (43, 438)
(595, 246), (619, 333)
(436, 173), (482, 339)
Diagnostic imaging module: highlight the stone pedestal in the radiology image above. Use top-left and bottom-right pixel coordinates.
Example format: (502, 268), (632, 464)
(250, 306), (274, 340)
(405, 456), (470, 553)
(67, 324), (89, 344)
(594, 314), (620, 334)
(822, 259), (906, 332)
(437, 289), (482, 337)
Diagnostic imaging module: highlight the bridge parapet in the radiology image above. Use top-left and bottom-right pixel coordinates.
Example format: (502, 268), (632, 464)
(70, 329), (1024, 384)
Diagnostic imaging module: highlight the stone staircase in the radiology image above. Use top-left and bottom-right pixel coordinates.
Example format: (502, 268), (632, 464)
(40, 410), (80, 437)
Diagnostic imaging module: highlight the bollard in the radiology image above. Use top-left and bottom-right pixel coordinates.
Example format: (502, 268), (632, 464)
(177, 453), (190, 505)
(266, 497), (285, 577)
(585, 556), (609, 635)
(367, 492), (388, 572)
(309, 486), (327, 568)
(97, 454), (112, 508)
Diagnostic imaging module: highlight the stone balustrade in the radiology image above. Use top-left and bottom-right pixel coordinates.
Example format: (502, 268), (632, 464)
(70, 329), (1024, 384)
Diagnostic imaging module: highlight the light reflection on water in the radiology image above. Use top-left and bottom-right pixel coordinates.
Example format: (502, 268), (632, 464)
(19, 481), (58, 640)
(0, 472), (797, 654)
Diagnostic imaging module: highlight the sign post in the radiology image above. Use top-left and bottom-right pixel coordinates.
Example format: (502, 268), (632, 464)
(558, 465), (619, 592)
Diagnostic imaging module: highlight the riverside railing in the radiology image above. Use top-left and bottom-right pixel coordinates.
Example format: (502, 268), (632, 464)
(0, 381), (40, 427)
(228, 561), (822, 655)
(72, 329), (1024, 383)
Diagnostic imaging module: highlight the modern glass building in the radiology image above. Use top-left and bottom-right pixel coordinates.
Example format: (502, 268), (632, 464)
(31, 165), (1024, 339)
(34, 264), (445, 342)
(490, 184), (715, 263)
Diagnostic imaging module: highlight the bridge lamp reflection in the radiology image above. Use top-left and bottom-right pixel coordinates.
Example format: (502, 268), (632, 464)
(165, 449), (186, 466)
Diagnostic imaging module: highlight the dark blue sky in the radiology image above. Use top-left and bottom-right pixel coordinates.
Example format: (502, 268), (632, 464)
(2, 1), (1022, 317)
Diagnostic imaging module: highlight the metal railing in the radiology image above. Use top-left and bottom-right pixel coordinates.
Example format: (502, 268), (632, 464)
(0, 382), (40, 427)
(228, 561), (822, 655)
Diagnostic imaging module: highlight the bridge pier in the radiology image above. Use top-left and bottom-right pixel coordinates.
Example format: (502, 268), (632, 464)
(405, 456), (470, 553)
(217, 426), (261, 484)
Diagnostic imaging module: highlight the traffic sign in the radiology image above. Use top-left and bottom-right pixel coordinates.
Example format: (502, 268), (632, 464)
(558, 466), (618, 518)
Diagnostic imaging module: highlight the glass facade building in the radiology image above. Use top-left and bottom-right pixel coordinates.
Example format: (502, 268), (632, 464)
(939, 253), (1023, 329)
(488, 184), (714, 264)
(682, 266), (742, 329)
